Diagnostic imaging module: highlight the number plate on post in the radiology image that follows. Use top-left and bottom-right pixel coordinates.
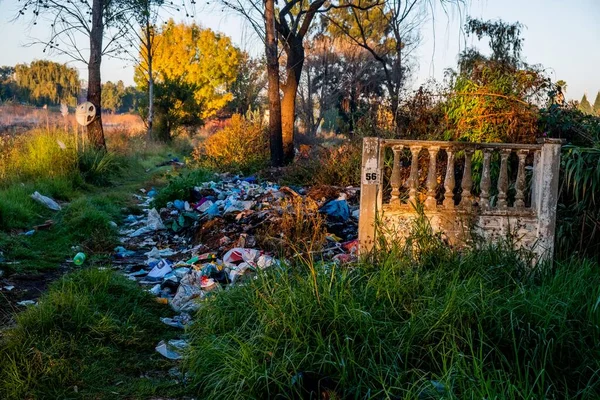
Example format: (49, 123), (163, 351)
(362, 168), (379, 185)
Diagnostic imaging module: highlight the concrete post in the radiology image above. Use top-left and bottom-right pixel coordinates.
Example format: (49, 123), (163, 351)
(358, 137), (381, 254)
(535, 138), (563, 262)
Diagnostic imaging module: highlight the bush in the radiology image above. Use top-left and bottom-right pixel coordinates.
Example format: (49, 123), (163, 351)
(0, 129), (78, 184)
(192, 113), (268, 174)
(281, 141), (362, 187)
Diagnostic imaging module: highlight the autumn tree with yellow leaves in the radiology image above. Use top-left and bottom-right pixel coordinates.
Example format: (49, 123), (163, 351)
(135, 20), (240, 140)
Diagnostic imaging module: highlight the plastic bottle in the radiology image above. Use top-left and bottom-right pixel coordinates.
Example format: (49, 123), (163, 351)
(73, 252), (86, 266)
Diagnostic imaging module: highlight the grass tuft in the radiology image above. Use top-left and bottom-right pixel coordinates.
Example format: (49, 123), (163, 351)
(184, 233), (600, 399)
(0, 269), (181, 399)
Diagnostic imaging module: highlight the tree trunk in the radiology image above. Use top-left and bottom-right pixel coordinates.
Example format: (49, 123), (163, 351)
(265, 0), (283, 167)
(146, 23), (154, 141)
(87, 0), (106, 150)
(281, 41), (304, 163)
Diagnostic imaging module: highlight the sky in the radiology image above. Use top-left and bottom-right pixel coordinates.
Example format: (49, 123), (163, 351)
(0, 0), (599, 101)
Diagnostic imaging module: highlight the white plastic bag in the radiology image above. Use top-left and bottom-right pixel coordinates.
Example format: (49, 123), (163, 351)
(31, 191), (61, 211)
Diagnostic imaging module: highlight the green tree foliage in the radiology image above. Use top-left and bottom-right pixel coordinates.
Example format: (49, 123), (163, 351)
(593, 92), (600, 116)
(579, 94), (593, 115)
(0, 66), (16, 102)
(444, 18), (550, 143)
(101, 80), (126, 113)
(138, 78), (204, 142)
(135, 20), (239, 140)
(226, 53), (267, 114)
(14, 61), (80, 106)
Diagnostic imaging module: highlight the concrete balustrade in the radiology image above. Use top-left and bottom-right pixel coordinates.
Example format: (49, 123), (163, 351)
(358, 138), (563, 262)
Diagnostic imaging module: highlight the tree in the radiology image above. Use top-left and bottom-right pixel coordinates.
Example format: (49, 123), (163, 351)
(264, 0), (283, 166)
(579, 94), (593, 115)
(134, 21), (240, 140)
(297, 34), (385, 136)
(14, 60), (80, 106)
(101, 80), (126, 112)
(0, 66), (17, 102)
(326, 0), (465, 133)
(223, 0), (382, 163)
(227, 53), (267, 114)
(116, 0), (195, 139)
(444, 17), (550, 143)
(592, 92), (600, 116)
(17, 0), (144, 149)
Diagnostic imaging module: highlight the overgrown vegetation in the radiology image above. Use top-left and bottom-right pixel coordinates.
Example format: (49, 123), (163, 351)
(185, 220), (600, 399)
(192, 112), (269, 174)
(0, 127), (184, 272)
(0, 269), (182, 399)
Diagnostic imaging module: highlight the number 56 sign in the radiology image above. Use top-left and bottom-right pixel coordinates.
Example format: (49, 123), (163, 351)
(362, 167), (379, 185)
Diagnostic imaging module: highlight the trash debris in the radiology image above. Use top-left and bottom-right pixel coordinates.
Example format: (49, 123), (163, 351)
(73, 252), (86, 266)
(3, 285), (15, 291)
(21, 230), (35, 236)
(114, 246), (136, 258)
(319, 194), (350, 221)
(147, 259), (173, 281)
(418, 380), (448, 399)
(155, 339), (188, 360)
(161, 313), (191, 329)
(129, 208), (166, 237)
(31, 191), (62, 211)
(34, 220), (54, 231)
(17, 300), (37, 306)
(114, 176), (359, 363)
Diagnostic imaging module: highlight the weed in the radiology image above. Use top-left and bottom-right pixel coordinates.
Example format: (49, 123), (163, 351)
(152, 168), (214, 209)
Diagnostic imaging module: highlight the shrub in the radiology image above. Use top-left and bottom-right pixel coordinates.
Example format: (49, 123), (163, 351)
(192, 113), (268, 174)
(281, 141), (362, 187)
(0, 128), (78, 184)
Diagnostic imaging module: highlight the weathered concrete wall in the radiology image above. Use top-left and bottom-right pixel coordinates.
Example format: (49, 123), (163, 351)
(358, 138), (563, 262)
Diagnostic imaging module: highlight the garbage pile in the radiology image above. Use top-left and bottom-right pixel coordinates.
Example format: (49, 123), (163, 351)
(115, 175), (360, 359)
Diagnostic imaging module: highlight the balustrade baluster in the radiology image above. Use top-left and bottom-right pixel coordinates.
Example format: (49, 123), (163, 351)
(497, 149), (511, 209)
(514, 150), (528, 208)
(390, 145), (403, 205)
(407, 146), (422, 207)
(425, 146), (439, 209)
(443, 149), (455, 209)
(480, 149), (492, 209)
(460, 149), (474, 208)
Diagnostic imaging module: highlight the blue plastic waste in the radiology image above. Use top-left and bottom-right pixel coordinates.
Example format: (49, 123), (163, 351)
(173, 199), (185, 210)
(242, 176), (257, 183)
(114, 246), (136, 258)
(148, 187), (157, 197)
(320, 199), (350, 221)
(204, 203), (221, 219)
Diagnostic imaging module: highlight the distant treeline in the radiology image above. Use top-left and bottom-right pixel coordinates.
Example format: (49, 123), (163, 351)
(0, 60), (141, 114)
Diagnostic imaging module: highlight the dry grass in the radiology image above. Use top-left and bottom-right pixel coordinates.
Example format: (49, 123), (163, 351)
(257, 196), (327, 257)
(0, 104), (145, 137)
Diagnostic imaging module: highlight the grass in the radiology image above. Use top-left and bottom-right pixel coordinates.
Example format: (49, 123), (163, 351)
(183, 222), (600, 399)
(0, 128), (187, 274)
(0, 269), (184, 399)
(151, 168), (215, 209)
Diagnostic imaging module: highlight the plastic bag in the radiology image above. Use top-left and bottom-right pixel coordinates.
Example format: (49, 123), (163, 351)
(31, 191), (61, 211)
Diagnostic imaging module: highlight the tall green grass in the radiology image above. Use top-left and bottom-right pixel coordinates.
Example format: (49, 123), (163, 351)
(184, 229), (600, 398)
(0, 269), (182, 399)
